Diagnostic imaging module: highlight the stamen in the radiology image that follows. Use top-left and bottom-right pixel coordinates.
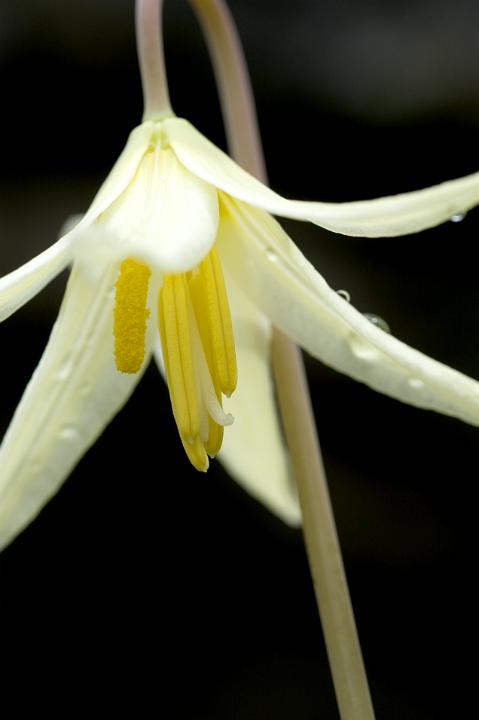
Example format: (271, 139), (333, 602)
(158, 275), (201, 440)
(190, 315), (234, 427)
(181, 436), (209, 473)
(195, 247), (237, 396)
(114, 258), (151, 373)
(158, 246), (237, 470)
(204, 419), (224, 458)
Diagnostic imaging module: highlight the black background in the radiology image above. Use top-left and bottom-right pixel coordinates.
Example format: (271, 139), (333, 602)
(1, 1), (478, 717)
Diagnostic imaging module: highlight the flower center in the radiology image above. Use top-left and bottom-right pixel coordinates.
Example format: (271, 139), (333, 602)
(158, 246), (237, 471)
(113, 258), (151, 373)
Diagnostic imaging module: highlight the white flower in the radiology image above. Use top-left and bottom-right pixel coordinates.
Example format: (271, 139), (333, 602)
(1, 115), (479, 550)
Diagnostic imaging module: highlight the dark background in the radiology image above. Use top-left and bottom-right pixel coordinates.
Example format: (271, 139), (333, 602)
(1, 1), (478, 717)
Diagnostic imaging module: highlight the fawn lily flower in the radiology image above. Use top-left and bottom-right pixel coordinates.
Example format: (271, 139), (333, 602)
(2, 115), (479, 550)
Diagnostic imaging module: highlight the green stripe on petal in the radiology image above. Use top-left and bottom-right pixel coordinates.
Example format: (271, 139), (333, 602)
(0, 256), (148, 551)
(218, 195), (479, 427)
(165, 117), (479, 237)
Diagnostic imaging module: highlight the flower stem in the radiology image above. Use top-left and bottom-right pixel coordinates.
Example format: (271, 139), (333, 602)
(136, 0), (172, 120)
(188, 2), (376, 719)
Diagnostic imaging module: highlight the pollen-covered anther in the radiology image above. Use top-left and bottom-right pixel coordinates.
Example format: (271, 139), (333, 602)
(113, 258), (151, 373)
(158, 246), (237, 471)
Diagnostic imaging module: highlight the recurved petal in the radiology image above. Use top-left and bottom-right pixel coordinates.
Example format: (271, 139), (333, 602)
(218, 196), (479, 426)
(216, 272), (301, 526)
(165, 117), (479, 237)
(0, 235), (73, 323)
(0, 257), (147, 551)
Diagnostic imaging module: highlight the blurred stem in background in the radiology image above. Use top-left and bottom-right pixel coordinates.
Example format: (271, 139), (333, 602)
(136, 0), (172, 119)
(187, 1), (376, 719)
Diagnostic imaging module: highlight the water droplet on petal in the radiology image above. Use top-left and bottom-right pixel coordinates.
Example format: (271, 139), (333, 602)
(408, 378), (424, 390)
(60, 426), (77, 441)
(336, 289), (351, 303)
(450, 212), (467, 223)
(364, 312), (391, 334)
(55, 362), (72, 381)
(265, 248), (278, 263)
(349, 336), (380, 362)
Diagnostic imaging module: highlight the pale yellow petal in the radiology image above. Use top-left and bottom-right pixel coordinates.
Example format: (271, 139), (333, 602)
(0, 235), (73, 323)
(165, 117), (479, 237)
(95, 145), (219, 272)
(218, 196), (479, 426)
(217, 272), (301, 526)
(82, 121), (156, 224)
(0, 256), (147, 551)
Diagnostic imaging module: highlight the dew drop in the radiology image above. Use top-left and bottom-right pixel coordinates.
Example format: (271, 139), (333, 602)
(60, 426), (77, 441)
(265, 247), (278, 263)
(408, 378), (424, 390)
(55, 362), (72, 381)
(349, 336), (380, 362)
(450, 212), (467, 223)
(364, 312), (391, 334)
(336, 289), (351, 303)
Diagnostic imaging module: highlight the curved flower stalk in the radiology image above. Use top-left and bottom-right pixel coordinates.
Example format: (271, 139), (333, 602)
(1, 114), (479, 550)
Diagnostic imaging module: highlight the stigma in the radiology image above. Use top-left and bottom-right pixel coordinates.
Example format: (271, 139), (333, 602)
(158, 246), (237, 471)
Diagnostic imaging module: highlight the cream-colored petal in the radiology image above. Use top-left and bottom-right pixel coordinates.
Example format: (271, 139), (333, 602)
(95, 144), (219, 272)
(0, 257), (148, 551)
(218, 196), (479, 426)
(166, 117), (479, 237)
(0, 121), (156, 325)
(49, 122), (156, 250)
(217, 272), (301, 526)
(0, 235), (73, 323)
(81, 121), (156, 224)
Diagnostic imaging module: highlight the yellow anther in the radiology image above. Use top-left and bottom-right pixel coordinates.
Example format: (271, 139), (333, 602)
(181, 436), (209, 472)
(114, 258), (151, 373)
(158, 246), (237, 470)
(158, 275), (201, 440)
(193, 246), (237, 396)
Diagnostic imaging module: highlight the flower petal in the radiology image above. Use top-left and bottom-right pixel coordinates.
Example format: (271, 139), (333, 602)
(165, 117), (479, 237)
(218, 196), (479, 426)
(0, 120), (156, 325)
(82, 121), (156, 223)
(50, 122), (157, 248)
(216, 271), (301, 525)
(0, 256), (147, 551)
(95, 144), (219, 272)
(0, 235), (73, 323)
